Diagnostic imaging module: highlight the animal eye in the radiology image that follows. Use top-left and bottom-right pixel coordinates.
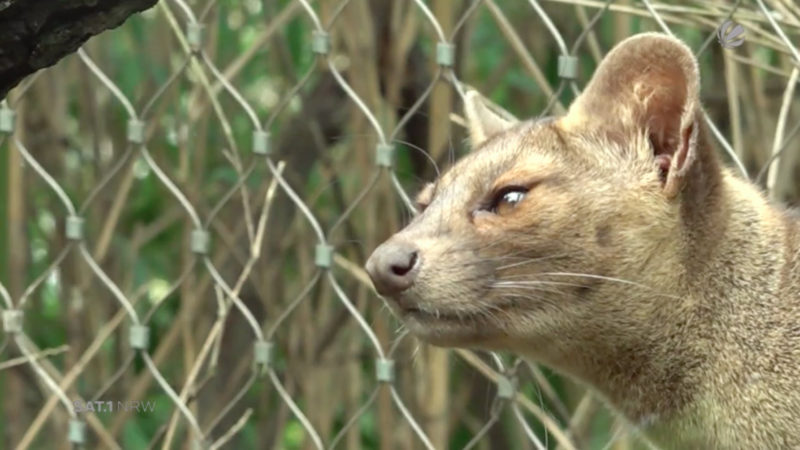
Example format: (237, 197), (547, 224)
(489, 186), (528, 214)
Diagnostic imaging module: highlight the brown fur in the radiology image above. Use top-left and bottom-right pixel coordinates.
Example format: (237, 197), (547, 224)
(366, 33), (800, 449)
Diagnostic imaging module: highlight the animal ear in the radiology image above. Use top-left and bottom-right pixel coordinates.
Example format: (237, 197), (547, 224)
(464, 90), (519, 148)
(563, 33), (704, 199)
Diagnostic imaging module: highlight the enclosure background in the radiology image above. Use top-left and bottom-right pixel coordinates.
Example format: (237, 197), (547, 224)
(1, 0), (800, 449)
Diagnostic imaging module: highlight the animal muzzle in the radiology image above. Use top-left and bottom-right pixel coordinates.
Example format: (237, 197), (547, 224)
(365, 239), (420, 297)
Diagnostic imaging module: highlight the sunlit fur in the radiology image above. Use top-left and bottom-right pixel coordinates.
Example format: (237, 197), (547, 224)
(371, 33), (800, 449)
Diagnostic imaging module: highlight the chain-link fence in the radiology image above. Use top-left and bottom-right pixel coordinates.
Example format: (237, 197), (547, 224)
(1, 0), (799, 448)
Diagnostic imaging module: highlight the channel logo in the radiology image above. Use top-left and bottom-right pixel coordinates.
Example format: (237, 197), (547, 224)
(718, 20), (745, 49)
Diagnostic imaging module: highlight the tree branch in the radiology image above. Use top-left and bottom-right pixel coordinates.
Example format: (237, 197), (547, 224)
(0, 0), (157, 99)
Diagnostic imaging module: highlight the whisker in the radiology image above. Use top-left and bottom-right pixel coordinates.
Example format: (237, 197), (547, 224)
(393, 139), (441, 178)
(535, 272), (678, 298)
(493, 280), (590, 290)
(496, 253), (572, 271)
(493, 286), (585, 304)
(499, 292), (561, 309)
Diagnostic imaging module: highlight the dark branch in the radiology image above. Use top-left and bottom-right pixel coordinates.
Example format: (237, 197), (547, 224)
(0, 0), (157, 99)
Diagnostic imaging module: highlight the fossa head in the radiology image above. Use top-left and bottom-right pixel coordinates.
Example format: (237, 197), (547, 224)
(366, 33), (721, 364)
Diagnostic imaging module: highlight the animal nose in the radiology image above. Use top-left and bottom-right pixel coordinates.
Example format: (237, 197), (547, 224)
(365, 240), (420, 296)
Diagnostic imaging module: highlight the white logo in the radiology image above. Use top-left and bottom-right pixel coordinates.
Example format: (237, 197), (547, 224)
(718, 20), (745, 49)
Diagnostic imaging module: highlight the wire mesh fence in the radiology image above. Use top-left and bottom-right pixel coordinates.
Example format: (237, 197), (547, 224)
(0, 0), (799, 448)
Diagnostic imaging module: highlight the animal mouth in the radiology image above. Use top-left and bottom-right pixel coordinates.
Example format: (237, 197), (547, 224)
(398, 302), (514, 346)
(400, 299), (519, 323)
(402, 306), (469, 322)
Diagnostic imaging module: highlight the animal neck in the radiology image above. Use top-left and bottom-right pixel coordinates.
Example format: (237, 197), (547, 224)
(525, 169), (797, 446)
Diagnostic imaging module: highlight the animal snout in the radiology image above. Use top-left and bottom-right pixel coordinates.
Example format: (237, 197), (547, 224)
(365, 240), (420, 296)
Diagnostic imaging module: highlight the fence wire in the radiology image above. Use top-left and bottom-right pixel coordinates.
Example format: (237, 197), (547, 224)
(1, 0), (799, 449)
